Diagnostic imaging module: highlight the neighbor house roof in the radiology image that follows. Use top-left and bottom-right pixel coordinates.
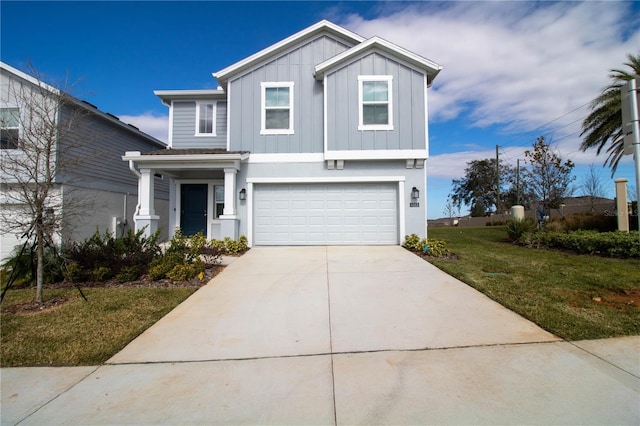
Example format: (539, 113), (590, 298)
(1, 61), (166, 149)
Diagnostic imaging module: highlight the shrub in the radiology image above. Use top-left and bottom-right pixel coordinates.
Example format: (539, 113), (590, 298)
(506, 218), (536, 242)
(521, 230), (639, 258)
(2, 243), (65, 287)
(424, 239), (451, 257)
(166, 259), (204, 281)
(403, 234), (451, 257)
(91, 266), (113, 282)
(63, 228), (160, 283)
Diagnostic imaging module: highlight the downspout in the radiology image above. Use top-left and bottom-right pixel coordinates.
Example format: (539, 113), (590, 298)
(128, 160), (142, 217)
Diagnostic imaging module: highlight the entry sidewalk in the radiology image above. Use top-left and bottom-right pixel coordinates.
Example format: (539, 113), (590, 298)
(2, 246), (639, 425)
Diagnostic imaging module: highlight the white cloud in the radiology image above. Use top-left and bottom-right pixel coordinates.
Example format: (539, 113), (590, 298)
(342, 2), (639, 175)
(117, 113), (169, 143)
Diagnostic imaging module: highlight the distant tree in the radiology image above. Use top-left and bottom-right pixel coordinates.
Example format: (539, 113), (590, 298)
(1, 65), (94, 303)
(580, 52), (640, 175)
(523, 136), (575, 216)
(443, 194), (460, 223)
(579, 164), (607, 212)
(451, 158), (523, 217)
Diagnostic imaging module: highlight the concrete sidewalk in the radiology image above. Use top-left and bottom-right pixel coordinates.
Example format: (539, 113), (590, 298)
(2, 246), (639, 425)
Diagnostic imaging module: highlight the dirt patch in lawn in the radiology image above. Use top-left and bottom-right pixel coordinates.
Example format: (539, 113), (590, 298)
(592, 289), (639, 310)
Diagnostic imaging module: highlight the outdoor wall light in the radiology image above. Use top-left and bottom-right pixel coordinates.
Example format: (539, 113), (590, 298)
(239, 188), (246, 201)
(411, 187), (420, 199)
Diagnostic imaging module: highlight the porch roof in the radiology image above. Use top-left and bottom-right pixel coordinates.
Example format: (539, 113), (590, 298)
(122, 149), (250, 174)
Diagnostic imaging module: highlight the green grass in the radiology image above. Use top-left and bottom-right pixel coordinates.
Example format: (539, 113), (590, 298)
(1, 287), (196, 366)
(426, 227), (640, 340)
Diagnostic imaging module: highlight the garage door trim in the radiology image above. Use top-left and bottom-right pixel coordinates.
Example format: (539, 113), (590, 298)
(246, 176), (406, 247)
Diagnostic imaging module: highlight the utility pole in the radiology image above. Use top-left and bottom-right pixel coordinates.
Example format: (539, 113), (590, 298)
(621, 78), (640, 244)
(496, 145), (501, 214)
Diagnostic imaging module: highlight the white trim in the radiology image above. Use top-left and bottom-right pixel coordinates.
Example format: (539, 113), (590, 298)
(398, 180), (406, 242)
(247, 182), (254, 247)
(247, 153), (324, 163)
(168, 100), (174, 148)
(226, 83), (232, 151)
(358, 75), (393, 131)
(214, 20), (365, 83)
(323, 75), (328, 158)
(260, 82), (294, 135)
(424, 74), (429, 154)
(324, 149), (427, 160)
(195, 101), (217, 137)
(314, 36), (442, 85)
(246, 176), (405, 184)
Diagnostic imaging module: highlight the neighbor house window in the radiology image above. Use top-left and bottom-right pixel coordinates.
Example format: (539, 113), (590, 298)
(358, 75), (393, 131)
(1, 107), (20, 149)
(195, 102), (216, 136)
(214, 185), (224, 218)
(261, 82), (294, 135)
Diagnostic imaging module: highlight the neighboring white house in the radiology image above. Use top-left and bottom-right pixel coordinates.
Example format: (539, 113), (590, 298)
(0, 62), (169, 261)
(124, 20), (442, 246)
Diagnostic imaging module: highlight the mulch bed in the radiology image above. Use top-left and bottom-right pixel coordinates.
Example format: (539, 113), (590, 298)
(2, 264), (224, 315)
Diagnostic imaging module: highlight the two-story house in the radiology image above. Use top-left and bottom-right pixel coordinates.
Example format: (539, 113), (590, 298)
(124, 20), (441, 246)
(1, 62), (169, 261)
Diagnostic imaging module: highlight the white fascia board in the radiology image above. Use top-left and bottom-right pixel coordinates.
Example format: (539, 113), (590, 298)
(0, 61), (60, 95)
(123, 152), (249, 163)
(247, 176), (406, 184)
(213, 20), (365, 84)
(315, 36), (442, 84)
(247, 153), (324, 163)
(154, 89), (227, 102)
(324, 149), (428, 161)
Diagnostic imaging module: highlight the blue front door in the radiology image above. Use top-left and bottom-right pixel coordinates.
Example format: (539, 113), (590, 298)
(180, 184), (207, 236)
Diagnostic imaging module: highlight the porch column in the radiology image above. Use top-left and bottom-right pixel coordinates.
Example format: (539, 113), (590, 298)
(219, 167), (239, 240)
(222, 168), (237, 216)
(134, 168), (159, 236)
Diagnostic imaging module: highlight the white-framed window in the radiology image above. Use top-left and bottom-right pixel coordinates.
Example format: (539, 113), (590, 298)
(1, 107), (20, 149)
(214, 185), (225, 218)
(195, 101), (216, 136)
(358, 75), (393, 131)
(261, 82), (294, 135)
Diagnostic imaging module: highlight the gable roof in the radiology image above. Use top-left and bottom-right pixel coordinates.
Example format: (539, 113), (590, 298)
(213, 20), (365, 87)
(314, 36), (442, 86)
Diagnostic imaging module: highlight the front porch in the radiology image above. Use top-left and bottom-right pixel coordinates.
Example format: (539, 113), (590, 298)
(122, 149), (250, 240)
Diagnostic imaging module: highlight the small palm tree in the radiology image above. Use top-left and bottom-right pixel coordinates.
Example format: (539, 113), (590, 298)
(580, 53), (640, 175)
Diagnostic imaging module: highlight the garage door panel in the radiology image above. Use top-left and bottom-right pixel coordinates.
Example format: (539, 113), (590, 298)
(254, 182), (398, 245)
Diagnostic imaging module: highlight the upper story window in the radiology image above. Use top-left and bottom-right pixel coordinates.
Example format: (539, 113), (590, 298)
(195, 102), (216, 136)
(261, 82), (294, 135)
(358, 75), (393, 131)
(1, 107), (20, 149)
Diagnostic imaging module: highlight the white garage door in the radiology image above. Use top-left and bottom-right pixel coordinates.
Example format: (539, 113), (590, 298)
(254, 182), (398, 245)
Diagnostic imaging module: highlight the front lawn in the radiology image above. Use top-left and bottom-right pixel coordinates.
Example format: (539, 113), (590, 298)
(1, 287), (196, 366)
(425, 227), (640, 340)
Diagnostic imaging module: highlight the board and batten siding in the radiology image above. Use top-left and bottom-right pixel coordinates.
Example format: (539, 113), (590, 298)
(171, 101), (227, 149)
(229, 35), (352, 154)
(326, 52), (427, 152)
(57, 105), (169, 198)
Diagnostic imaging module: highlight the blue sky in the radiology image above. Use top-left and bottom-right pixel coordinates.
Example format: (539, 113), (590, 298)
(2, 1), (639, 218)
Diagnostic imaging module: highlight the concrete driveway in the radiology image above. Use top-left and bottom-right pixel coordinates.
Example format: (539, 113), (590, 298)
(2, 246), (639, 425)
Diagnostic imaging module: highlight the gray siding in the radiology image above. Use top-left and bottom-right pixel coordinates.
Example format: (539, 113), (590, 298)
(229, 35), (351, 153)
(171, 101), (227, 149)
(57, 105), (169, 199)
(326, 51), (427, 152)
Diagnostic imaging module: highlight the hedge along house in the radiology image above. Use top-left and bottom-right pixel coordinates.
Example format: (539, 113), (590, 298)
(124, 20), (442, 246)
